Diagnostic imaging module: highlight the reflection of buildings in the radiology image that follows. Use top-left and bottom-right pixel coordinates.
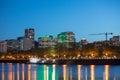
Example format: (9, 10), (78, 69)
(90, 65), (95, 80)
(17, 63), (20, 80)
(77, 65), (81, 80)
(22, 64), (25, 80)
(2, 63), (4, 80)
(104, 65), (109, 80)
(38, 35), (57, 48)
(44, 65), (47, 80)
(8, 63), (13, 80)
(52, 65), (56, 80)
(28, 64), (31, 80)
(32, 67), (36, 80)
(63, 65), (67, 80)
(43, 65), (58, 80)
(58, 32), (75, 48)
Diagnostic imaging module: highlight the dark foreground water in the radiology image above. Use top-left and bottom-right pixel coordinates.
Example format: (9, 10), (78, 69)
(0, 63), (120, 80)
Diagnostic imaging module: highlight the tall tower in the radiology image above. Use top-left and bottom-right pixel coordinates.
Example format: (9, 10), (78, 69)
(25, 28), (34, 48)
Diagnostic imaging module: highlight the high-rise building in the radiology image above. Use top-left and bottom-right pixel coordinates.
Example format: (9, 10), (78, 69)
(38, 35), (57, 48)
(17, 37), (32, 51)
(25, 28), (34, 48)
(57, 32), (75, 48)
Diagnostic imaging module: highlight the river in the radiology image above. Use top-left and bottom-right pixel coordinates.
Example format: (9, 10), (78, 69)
(0, 63), (120, 80)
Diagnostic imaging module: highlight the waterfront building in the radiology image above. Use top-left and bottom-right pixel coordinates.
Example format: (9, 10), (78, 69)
(17, 37), (32, 51)
(0, 40), (7, 53)
(80, 38), (88, 45)
(25, 28), (35, 48)
(57, 32), (75, 48)
(38, 35), (57, 48)
(6, 39), (19, 52)
(110, 35), (120, 46)
(0, 39), (19, 53)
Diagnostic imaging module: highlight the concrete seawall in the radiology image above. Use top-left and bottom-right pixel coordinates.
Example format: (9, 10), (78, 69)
(0, 59), (28, 63)
(0, 59), (120, 65)
(56, 59), (120, 65)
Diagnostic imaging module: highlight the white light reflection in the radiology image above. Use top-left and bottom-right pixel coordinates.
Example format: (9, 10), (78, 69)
(52, 65), (56, 80)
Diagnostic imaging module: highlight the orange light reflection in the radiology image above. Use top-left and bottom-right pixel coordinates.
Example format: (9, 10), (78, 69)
(90, 65), (95, 80)
(77, 65), (81, 80)
(63, 65), (67, 80)
(8, 63), (13, 80)
(28, 64), (31, 80)
(104, 65), (109, 80)
(2, 63), (4, 80)
(34, 68), (36, 80)
(22, 64), (24, 80)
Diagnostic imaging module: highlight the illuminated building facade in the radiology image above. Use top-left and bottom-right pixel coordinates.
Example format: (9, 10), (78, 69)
(57, 32), (75, 48)
(38, 35), (57, 48)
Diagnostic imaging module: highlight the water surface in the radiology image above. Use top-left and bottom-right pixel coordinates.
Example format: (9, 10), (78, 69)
(0, 63), (120, 80)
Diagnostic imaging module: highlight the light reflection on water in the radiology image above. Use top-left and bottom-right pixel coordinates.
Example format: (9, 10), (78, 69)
(90, 65), (95, 80)
(104, 65), (109, 80)
(0, 63), (120, 80)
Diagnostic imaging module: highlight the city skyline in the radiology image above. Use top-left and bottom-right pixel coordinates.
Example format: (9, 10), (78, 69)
(0, 0), (120, 42)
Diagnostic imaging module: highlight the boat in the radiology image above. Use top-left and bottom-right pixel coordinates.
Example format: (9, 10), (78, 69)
(29, 57), (40, 63)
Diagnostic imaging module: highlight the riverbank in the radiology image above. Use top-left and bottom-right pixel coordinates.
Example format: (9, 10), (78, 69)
(0, 59), (120, 65)
(56, 59), (120, 65)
